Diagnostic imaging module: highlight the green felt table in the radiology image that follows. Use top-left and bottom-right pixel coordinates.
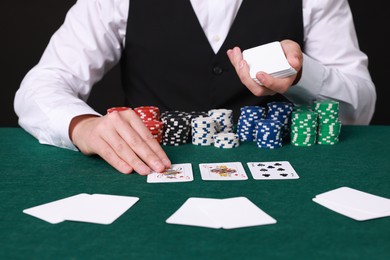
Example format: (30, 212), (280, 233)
(1, 126), (389, 259)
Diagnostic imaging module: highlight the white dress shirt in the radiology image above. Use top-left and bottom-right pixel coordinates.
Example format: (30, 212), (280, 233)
(14, 0), (376, 151)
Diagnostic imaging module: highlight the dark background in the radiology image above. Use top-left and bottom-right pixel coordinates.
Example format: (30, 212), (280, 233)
(1, 0), (389, 127)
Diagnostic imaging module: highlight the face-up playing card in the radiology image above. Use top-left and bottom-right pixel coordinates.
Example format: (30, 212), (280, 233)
(247, 161), (299, 180)
(147, 163), (193, 183)
(199, 162), (248, 181)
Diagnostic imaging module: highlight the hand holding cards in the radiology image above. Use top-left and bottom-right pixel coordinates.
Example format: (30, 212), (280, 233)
(243, 41), (296, 84)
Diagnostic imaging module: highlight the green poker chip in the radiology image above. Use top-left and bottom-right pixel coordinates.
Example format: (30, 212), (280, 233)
(290, 100), (341, 146)
(313, 100), (341, 145)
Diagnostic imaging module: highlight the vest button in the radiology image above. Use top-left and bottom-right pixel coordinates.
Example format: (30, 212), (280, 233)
(212, 66), (223, 75)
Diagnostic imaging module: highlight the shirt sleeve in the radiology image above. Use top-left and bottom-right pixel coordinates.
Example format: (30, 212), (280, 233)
(14, 0), (129, 150)
(284, 0), (376, 125)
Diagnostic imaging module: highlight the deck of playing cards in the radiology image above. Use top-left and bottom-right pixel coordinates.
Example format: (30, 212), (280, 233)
(23, 193), (139, 224)
(243, 41), (296, 84)
(313, 187), (390, 221)
(166, 197), (276, 229)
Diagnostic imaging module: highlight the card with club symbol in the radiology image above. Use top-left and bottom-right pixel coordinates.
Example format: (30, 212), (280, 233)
(247, 161), (299, 180)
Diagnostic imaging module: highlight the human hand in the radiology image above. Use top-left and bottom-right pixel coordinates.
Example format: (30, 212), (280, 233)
(69, 110), (171, 175)
(227, 39), (303, 96)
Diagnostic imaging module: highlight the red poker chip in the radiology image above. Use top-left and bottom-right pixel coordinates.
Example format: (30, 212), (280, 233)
(142, 118), (164, 142)
(149, 129), (163, 132)
(134, 106), (160, 120)
(148, 125), (162, 129)
(107, 107), (131, 114)
(144, 120), (163, 127)
(107, 105), (165, 143)
(134, 106), (159, 111)
(152, 131), (162, 135)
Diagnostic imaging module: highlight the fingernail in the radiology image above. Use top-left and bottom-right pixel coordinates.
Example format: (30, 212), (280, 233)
(152, 160), (165, 172)
(162, 158), (171, 167)
(257, 73), (265, 84)
(139, 164), (151, 175)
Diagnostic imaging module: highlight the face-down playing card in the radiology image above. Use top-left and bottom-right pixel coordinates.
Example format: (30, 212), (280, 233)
(166, 197), (277, 229)
(247, 161), (299, 180)
(199, 162), (248, 181)
(313, 187), (390, 221)
(23, 193), (88, 224)
(147, 163), (193, 183)
(23, 194), (139, 225)
(60, 194), (139, 225)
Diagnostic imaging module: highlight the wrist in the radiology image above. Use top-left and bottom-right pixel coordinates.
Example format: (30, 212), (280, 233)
(69, 114), (99, 144)
(292, 67), (303, 85)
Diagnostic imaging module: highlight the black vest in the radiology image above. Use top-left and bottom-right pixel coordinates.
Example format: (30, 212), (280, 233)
(121, 0), (304, 119)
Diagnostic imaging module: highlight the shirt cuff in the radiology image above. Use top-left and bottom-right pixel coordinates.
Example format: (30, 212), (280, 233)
(47, 102), (101, 151)
(284, 54), (325, 105)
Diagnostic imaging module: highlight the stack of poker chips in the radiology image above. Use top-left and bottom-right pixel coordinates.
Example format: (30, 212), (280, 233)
(314, 100), (341, 145)
(143, 120), (164, 143)
(191, 116), (218, 146)
(290, 108), (318, 146)
(134, 106), (160, 121)
(265, 101), (294, 140)
(161, 111), (191, 146)
(256, 119), (283, 148)
(187, 111), (209, 142)
(213, 133), (240, 149)
(208, 109), (234, 133)
(236, 106), (266, 142)
(134, 106), (164, 143)
(188, 111), (209, 121)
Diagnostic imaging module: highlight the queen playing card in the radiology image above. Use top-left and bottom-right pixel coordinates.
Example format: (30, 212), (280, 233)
(199, 162), (248, 181)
